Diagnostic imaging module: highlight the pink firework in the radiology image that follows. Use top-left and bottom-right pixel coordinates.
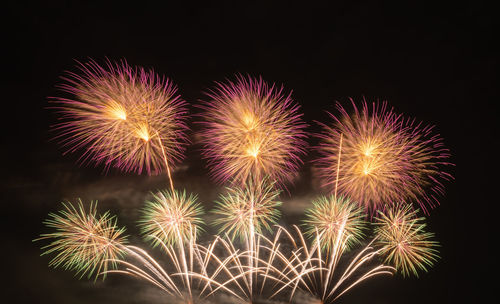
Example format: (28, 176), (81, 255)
(50, 59), (189, 175)
(316, 98), (453, 214)
(198, 75), (308, 187)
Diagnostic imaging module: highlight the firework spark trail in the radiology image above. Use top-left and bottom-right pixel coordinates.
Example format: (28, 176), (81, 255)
(137, 189), (207, 300)
(199, 75), (308, 188)
(108, 245), (183, 297)
(104, 230), (285, 303)
(192, 231), (307, 302)
(373, 203), (440, 277)
(105, 224), (216, 303)
(106, 241), (202, 301)
(156, 131), (175, 192)
(35, 200), (128, 280)
(50, 59), (189, 183)
(334, 133), (343, 199)
(265, 225), (395, 303)
(37, 200), (395, 303)
(316, 98), (453, 214)
(211, 177), (282, 301)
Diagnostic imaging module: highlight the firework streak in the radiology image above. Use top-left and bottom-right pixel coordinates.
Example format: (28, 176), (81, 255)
(38, 201), (396, 303)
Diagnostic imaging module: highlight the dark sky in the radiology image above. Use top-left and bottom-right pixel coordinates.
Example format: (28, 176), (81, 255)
(3, 1), (497, 303)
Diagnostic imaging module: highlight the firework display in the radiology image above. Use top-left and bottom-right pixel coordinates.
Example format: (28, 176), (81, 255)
(316, 99), (452, 214)
(51, 59), (189, 176)
(36, 60), (453, 303)
(198, 75), (308, 187)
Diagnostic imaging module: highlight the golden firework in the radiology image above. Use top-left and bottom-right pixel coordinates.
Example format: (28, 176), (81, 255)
(199, 75), (307, 187)
(52, 60), (189, 178)
(317, 99), (452, 213)
(303, 195), (367, 251)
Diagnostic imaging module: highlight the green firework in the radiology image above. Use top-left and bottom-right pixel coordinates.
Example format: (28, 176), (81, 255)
(303, 195), (367, 251)
(138, 189), (204, 247)
(36, 199), (128, 280)
(373, 203), (440, 277)
(212, 177), (282, 242)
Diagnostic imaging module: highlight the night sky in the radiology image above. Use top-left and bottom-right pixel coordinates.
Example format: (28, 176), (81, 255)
(4, 2), (496, 303)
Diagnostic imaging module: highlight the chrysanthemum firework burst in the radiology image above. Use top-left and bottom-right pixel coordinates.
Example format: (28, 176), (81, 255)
(50, 59), (189, 175)
(373, 203), (440, 277)
(36, 200), (128, 280)
(212, 178), (282, 242)
(316, 99), (452, 214)
(303, 195), (367, 251)
(199, 75), (307, 187)
(138, 189), (204, 246)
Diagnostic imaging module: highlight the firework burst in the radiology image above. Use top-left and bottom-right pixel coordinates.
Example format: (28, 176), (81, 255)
(36, 200), (128, 280)
(373, 203), (440, 277)
(50, 59), (189, 176)
(198, 75), (308, 187)
(212, 177), (282, 242)
(303, 195), (367, 251)
(316, 98), (452, 214)
(138, 189), (204, 247)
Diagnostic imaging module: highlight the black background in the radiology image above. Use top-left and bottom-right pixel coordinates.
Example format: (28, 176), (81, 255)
(3, 1), (497, 303)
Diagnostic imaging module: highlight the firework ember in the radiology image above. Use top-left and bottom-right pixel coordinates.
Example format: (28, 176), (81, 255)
(50, 59), (189, 176)
(199, 75), (308, 187)
(316, 99), (452, 214)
